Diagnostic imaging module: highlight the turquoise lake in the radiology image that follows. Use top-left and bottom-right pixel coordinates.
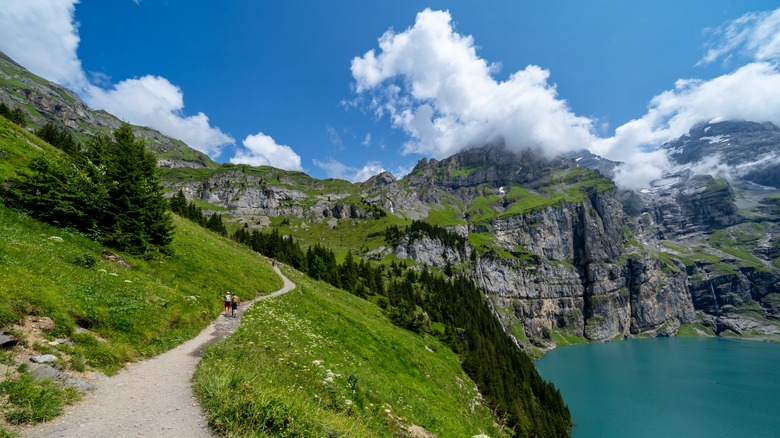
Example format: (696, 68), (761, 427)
(535, 337), (780, 438)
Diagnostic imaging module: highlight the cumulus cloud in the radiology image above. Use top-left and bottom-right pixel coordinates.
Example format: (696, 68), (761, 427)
(86, 76), (234, 157)
(231, 132), (302, 171)
(351, 8), (596, 160)
(313, 158), (385, 182)
(597, 7), (780, 188)
(0, 0), (86, 89)
(0, 0), (235, 158)
(352, 8), (780, 190)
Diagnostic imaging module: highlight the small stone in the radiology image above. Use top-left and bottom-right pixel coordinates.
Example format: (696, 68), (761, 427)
(0, 334), (18, 348)
(30, 354), (58, 364)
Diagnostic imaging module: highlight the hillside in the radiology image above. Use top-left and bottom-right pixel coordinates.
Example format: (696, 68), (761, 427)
(4, 47), (780, 434)
(0, 51), (216, 169)
(0, 113), (557, 435)
(195, 267), (509, 437)
(3, 47), (778, 353)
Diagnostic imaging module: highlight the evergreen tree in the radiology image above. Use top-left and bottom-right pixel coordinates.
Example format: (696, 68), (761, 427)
(36, 123), (79, 155)
(0, 103), (27, 127)
(101, 124), (173, 254)
(169, 189), (187, 215)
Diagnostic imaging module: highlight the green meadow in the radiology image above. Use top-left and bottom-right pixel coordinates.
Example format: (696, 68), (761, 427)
(194, 267), (508, 438)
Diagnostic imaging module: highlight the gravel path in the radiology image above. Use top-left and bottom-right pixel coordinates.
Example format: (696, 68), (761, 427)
(23, 266), (296, 438)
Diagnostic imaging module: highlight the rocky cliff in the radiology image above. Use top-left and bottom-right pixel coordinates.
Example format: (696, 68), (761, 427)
(2, 50), (778, 350)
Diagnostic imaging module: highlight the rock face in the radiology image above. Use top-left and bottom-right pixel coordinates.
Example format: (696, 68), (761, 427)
(382, 136), (779, 346)
(2, 48), (778, 349)
(449, 195), (695, 343)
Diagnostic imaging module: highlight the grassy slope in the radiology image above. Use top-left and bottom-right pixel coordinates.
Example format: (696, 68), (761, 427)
(194, 267), (507, 438)
(0, 207), (281, 373)
(0, 118), (509, 436)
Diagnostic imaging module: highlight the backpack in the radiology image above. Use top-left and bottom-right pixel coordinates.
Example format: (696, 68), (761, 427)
(232, 295), (238, 303)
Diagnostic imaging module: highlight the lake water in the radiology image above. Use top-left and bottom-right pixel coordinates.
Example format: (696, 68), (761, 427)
(535, 337), (780, 438)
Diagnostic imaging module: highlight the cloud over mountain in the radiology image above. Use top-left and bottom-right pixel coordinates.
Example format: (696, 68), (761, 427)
(87, 76), (234, 157)
(231, 132), (302, 171)
(0, 0), (86, 89)
(0, 0), (235, 159)
(314, 158), (386, 182)
(352, 8), (780, 190)
(351, 9), (596, 160)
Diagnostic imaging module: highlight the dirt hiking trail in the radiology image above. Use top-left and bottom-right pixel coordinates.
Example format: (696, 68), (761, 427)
(24, 265), (296, 438)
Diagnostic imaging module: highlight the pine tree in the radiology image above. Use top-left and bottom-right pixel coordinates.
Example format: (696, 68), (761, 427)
(101, 124), (173, 254)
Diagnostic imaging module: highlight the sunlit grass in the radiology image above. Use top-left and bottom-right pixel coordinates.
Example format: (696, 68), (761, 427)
(195, 267), (508, 437)
(0, 205), (281, 373)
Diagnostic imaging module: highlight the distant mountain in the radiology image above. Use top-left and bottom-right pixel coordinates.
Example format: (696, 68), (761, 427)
(2, 50), (778, 351)
(0, 51), (216, 169)
(663, 120), (780, 187)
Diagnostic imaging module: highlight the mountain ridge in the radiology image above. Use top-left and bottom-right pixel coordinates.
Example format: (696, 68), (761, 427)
(1, 51), (778, 352)
(0, 50), (216, 169)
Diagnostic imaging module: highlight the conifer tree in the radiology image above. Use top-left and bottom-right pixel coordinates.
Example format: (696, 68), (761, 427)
(101, 124), (173, 254)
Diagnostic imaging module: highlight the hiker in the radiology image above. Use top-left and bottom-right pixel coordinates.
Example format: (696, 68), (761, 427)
(224, 292), (232, 316)
(231, 294), (240, 317)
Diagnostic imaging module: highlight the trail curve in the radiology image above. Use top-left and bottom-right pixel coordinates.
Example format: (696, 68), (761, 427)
(24, 265), (296, 438)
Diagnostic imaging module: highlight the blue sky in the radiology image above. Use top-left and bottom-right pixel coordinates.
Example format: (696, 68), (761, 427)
(1, 1), (779, 188)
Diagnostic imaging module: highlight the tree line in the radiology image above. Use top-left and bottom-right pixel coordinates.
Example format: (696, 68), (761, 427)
(385, 220), (467, 254)
(1, 122), (174, 255)
(169, 190), (227, 236)
(0, 102), (27, 127)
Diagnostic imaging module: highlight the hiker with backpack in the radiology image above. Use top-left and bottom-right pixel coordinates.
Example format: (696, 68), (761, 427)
(231, 294), (240, 317)
(224, 292), (232, 316)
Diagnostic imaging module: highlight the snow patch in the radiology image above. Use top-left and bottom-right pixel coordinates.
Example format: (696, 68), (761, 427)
(700, 135), (728, 144)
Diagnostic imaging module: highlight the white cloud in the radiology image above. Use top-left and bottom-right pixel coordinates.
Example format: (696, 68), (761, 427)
(314, 158), (385, 182)
(391, 163), (415, 179)
(232, 132), (302, 171)
(0, 0), (86, 89)
(86, 76), (234, 157)
(362, 132), (372, 145)
(351, 9), (596, 160)
(699, 8), (780, 65)
(354, 161), (385, 181)
(313, 158), (349, 180)
(0, 0), (234, 159)
(600, 8), (780, 188)
(353, 8), (780, 190)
